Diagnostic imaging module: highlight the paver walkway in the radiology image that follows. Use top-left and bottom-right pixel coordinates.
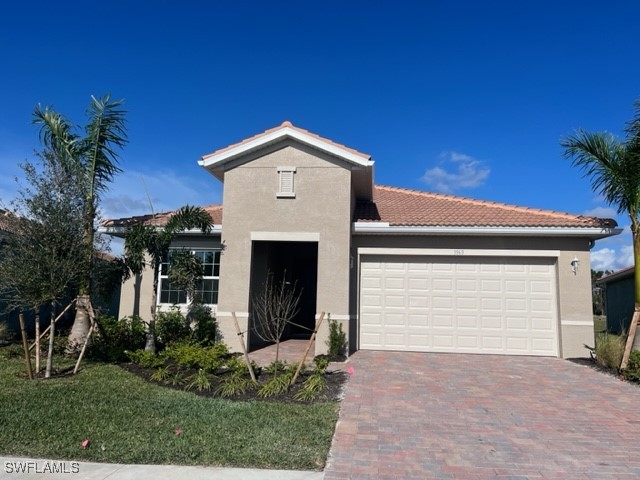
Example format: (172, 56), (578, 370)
(324, 351), (640, 479)
(249, 339), (314, 367)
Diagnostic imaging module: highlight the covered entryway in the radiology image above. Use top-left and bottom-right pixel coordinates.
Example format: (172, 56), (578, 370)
(359, 255), (559, 356)
(248, 241), (318, 349)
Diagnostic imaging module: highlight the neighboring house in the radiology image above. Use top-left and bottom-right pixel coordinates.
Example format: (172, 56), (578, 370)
(103, 121), (621, 358)
(597, 266), (635, 334)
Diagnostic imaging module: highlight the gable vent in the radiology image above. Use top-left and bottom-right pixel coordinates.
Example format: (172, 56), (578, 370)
(277, 167), (296, 198)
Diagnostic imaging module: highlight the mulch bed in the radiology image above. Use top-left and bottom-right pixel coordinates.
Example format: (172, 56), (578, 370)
(121, 362), (349, 403)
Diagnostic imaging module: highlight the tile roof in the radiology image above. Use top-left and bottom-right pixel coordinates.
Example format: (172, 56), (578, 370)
(102, 186), (616, 230)
(353, 185), (617, 228)
(201, 121), (371, 161)
(102, 205), (223, 228)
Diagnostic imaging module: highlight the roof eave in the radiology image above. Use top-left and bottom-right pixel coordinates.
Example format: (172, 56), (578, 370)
(199, 126), (373, 173)
(98, 225), (223, 239)
(352, 223), (623, 240)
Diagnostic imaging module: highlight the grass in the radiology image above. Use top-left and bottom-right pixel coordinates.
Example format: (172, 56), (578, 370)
(594, 331), (625, 370)
(0, 351), (339, 470)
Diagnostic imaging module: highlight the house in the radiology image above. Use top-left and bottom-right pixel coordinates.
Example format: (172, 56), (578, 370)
(597, 266), (636, 334)
(103, 121), (621, 358)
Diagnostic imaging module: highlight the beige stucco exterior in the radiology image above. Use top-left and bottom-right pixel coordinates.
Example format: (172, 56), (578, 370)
(215, 141), (354, 354)
(115, 126), (607, 360)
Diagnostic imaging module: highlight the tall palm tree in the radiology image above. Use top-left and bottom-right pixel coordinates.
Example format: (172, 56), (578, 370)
(561, 99), (640, 363)
(33, 94), (128, 350)
(124, 205), (213, 353)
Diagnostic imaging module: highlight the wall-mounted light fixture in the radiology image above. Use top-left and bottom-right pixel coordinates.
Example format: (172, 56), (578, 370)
(570, 256), (580, 275)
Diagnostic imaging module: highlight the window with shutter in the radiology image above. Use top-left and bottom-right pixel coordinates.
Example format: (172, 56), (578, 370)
(277, 167), (296, 198)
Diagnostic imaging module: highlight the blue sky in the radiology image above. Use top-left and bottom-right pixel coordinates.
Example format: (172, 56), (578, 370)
(1, 1), (638, 270)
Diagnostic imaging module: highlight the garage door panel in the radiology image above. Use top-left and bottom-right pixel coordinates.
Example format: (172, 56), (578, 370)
(360, 256), (558, 356)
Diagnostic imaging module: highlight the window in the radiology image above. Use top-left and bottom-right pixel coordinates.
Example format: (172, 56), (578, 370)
(277, 166), (296, 198)
(159, 249), (220, 305)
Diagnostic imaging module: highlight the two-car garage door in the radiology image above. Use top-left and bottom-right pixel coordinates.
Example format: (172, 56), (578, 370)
(359, 256), (559, 356)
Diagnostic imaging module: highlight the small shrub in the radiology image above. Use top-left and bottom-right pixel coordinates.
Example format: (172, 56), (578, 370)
(90, 316), (146, 362)
(295, 374), (327, 401)
(126, 349), (165, 369)
(156, 308), (190, 346)
(186, 369), (212, 391)
(623, 350), (640, 382)
(264, 360), (288, 376)
(594, 332), (625, 370)
(164, 342), (229, 371)
(169, 371), (184, 386)
(326, 317), (347, 358)
(258, 374), (291, 398)
(191, 305), (217, 345)
(0, 343), (23, 359)
(216, 371), (257, 397)
(150, 366), (171, 383)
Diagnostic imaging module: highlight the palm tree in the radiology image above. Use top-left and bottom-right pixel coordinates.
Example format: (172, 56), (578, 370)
(561, 99), (640, 365)
(33, 95), (127, 350)
(124, 205), (213, 353)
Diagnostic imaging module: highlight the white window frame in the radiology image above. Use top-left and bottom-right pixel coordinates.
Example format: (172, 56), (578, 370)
(158, 248), (220, 306)
(277, 166), (296, 198)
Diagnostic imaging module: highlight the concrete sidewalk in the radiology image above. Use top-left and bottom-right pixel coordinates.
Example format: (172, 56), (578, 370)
(0, 456), (323, 480)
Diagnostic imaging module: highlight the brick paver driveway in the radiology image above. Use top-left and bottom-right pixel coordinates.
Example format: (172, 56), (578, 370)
(324, 351), (640, 479)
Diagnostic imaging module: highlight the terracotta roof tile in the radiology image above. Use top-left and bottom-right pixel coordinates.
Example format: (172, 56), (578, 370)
(102, 186), (616, 231)
(353, 185), (617, 228)
(102, 205), (223, 228)
(201, 121), (371, 161)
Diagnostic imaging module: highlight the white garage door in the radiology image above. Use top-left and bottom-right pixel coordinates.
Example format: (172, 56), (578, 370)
(359, 256), (558, 356)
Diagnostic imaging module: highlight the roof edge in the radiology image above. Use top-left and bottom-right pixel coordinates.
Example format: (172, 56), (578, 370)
(352, 223), (623, 240)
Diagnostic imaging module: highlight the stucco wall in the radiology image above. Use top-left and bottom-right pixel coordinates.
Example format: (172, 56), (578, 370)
(351, 234), (595, 358)
(216, 141), (353, 354)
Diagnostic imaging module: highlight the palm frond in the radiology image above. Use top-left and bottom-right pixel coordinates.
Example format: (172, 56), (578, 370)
(32, 104), (80, 168)
(83, 94), (128, 196)
(165, 205), (213, 235)
(561, 130), (640, 216)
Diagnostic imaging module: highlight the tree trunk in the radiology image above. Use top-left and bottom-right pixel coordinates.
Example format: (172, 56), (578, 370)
(34, 308), (40, 374)
(45, 303), (56, 379)
(633, 225), (640, 311)
(67, 200), (95, 350)
(145, 268), (159, 354)
(67, 294), (91, 354)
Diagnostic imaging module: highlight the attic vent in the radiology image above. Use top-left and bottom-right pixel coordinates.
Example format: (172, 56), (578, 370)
(277, 166), (296, 198)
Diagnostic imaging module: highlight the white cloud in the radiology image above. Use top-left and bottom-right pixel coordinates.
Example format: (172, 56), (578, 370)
(582, 206), (618, 218)
(590, 248), (618, 271)
(421, 151), (490, 193)
(590, 245), (634, 272)
(618, 245), (634, 269)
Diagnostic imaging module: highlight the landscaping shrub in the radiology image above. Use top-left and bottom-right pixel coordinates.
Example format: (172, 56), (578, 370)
(326, 317), (347, 358)
(156, 308), (190, 346)
(623, 350), (640, 382)
(186, 368), (213, 391)
(594, 332), (625, 370)
(126, 349), (166, 369)
(295, 357), (329, 401)
(190, 304), (217, 345)
(90, 316), (146, 362)
(164, 342), (229, 371)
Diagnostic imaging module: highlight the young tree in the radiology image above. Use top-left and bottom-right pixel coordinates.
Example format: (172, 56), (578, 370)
(562, 99), (640, 362)
(251, 271), (302, 368)
(123, 206), (213, 353)
(0, 152), (87, 377)
(33, 95), (127, 351)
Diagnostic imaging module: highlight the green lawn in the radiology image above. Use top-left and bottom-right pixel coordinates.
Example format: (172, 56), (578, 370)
(0, 352), (339, 470)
